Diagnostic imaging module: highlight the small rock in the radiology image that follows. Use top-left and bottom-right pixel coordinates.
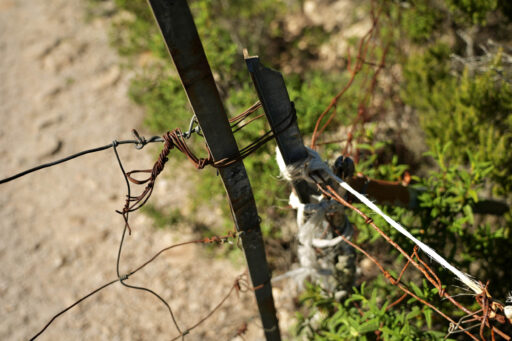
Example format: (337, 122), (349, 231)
(53, 255), (66, 269)
(35, 113), (63, 130)
(93, 65), (121, 90)
(35, 135), (63, 160)
(36, 84), (63, 103)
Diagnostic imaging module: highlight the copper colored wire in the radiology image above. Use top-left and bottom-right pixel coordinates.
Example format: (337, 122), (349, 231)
(317, 183), (475, 315)
(121, 103), (296, 223)
(315, 181), (511, 339)
(310, 0), (384, 149)
(229, 101), (262, 125)
(338, 234), (480, 341)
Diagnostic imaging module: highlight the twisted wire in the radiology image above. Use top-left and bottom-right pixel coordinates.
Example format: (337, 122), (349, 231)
(0, 135), (163, 185)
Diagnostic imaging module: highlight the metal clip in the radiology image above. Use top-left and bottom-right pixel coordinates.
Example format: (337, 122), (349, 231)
(132, 129), (147, 150)
(182, 115), (202, 139)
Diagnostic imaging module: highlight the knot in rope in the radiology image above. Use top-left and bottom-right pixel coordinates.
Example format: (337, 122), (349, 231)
(276, 147), (329, 184)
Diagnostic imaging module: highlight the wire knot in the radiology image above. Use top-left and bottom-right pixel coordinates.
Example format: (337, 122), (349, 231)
(132, 129), (147, 150)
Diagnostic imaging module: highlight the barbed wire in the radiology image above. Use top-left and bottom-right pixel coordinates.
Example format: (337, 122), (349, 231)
(3, 101), (280, 340)
(0, 102), (269, 186)
(29, 130), (255, 340)
(276, 144), (511, 340)
(0, 133), (164, 185)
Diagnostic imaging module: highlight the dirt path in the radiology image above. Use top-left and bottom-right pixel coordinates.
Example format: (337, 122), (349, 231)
(0, 1), (275, 340)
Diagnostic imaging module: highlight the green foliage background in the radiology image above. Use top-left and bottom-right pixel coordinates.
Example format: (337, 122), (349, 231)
(93, 0), (512, 339)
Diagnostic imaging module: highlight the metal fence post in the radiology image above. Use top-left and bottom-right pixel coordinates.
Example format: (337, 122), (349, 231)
(146, 1), (281, 339)
(244, 53), (313, 201)
(245, 54), (359, 300)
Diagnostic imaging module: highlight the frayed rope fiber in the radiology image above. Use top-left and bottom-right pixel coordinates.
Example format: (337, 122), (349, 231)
(276, 146), (483, 295)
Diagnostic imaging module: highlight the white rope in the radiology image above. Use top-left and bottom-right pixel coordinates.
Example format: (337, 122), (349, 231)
(336, 175), (482, 294)
(272, 191), (330, 287)
(312, 235), (344, 248)
(275, 148), (350, 291)
(271, 267), (312, 283)
(277, 146), (483, 295)
(506, 292), (512, 322)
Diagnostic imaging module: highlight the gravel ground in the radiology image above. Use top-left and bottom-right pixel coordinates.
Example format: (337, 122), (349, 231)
(0, 1), (295, 340)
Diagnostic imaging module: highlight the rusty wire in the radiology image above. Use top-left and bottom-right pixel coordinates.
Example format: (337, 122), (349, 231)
(29, 232), (245, 340)
(25, 100), (287, 340)
(339, 234), (480, 340)
(342, 43), (389, 160)
(213, 101), (297, 168)
(30, 140), (250, 340)
(0, 101), (266, 187)
(119, 102), (296, 227)
(229, 101), (262, 126)
(308, 0), (394, 167)
(310, 0), (385, 151)
(169, 272), (261, 341)
(314, 180), (511, 340)
(0, 132), (163, 185)
(112, 140), (183, 334)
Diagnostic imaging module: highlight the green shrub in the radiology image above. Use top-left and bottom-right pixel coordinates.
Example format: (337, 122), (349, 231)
(404, 46), (512, 195)
(297, 281), (448, 340)
(299, 139), (511, 339)
(295, 1), (512, 339)
(446, 0), (498, 24)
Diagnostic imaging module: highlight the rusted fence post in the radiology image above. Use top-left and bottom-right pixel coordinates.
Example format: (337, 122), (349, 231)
(146, 1), (281, 339)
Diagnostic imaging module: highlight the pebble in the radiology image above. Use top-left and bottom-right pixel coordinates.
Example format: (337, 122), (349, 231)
(35, 135), (63, 159)
(93, 65), (121, 90)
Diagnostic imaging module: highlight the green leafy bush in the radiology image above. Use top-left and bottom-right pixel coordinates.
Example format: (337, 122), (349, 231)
(404, 47), (512, 194)
(446, 0), (498, 24)
(297, 282), (447, 340)
(295, 1), (512, 340)
(298, 139), (511, 340)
